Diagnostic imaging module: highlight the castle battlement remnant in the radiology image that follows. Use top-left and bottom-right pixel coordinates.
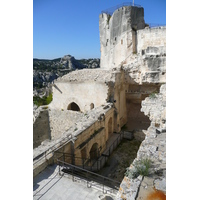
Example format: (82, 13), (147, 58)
(99, 5), (166, 69)
(99, 5), (145, 69)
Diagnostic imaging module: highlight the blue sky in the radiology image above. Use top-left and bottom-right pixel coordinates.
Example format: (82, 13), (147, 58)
(33, 0), (166, 59)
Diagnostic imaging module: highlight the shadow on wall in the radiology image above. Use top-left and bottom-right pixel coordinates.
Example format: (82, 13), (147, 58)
(33, 110), (51, 149)
(89, 143), (99, 160)
(126, 102), (150, 131)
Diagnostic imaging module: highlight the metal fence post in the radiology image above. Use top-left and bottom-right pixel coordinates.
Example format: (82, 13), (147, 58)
(58, 160), (61, 175)
(103, 177), (107, 194)
(72, 166), (74, 182)
(103, 177), (104, 193)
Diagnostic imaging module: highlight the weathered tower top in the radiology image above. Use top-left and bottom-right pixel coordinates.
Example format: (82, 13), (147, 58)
(99, 5), (145, 69)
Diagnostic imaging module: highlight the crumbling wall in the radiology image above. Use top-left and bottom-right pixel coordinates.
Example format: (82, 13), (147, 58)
(137, 27), (166, 54)
(123, 51), (166, 85)
(33, 109), (51, 148)
(33, 103), (114, 177)
(117, 84), (166, 200)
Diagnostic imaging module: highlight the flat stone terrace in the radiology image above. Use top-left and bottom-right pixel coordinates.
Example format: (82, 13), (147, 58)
(33, 164), (117, 200)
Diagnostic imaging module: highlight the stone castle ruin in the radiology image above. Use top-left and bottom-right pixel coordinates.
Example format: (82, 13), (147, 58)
(33, 3), (166, 199)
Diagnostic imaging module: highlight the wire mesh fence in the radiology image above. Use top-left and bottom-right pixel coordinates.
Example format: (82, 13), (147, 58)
(101, 2), (141, 15)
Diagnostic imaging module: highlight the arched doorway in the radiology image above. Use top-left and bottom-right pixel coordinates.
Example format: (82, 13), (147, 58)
(108, 117), (113, 139)
(67, 102), (80, 111)
(89, 143), (99, 160)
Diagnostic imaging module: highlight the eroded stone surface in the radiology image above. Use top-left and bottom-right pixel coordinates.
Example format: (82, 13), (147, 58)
(33, 103), (113, 161)
(117, 84), (166, 199)
(48, 109), (85, 140)
(56, 68), (114, 83)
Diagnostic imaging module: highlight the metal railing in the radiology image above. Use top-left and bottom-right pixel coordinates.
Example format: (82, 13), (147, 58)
(101, 2), (141, 15)
(146, 23), (166, 28)
(55, 152), (100, 171)
(57, 159), (120, 194)
(33, 134), (73, 166)
(55, 132), (124, 172)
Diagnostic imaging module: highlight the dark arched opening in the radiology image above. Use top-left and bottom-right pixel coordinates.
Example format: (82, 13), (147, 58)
(108, 117), (113, 139)
(67, 102), (80, 112)
(89, 143), (99, 160)
(90, 103), (94, 110)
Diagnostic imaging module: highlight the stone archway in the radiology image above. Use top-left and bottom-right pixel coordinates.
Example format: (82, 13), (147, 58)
(89, 143), (99, 160)
(67, 102), (80, 111)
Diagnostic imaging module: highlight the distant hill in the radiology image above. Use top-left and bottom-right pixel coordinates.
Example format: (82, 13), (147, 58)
(33, 55), (100, 99)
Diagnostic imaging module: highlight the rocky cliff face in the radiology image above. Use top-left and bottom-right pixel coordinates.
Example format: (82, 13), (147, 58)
(33, 55), (100, 97)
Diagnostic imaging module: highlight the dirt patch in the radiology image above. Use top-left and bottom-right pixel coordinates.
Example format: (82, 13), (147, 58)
(97, 131), (145, 182)
(146, 188), (166, 200)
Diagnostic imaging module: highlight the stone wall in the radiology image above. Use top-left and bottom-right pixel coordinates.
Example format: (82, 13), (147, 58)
(125, 84), (161, 129)
(50, 69), (114, 113)
(73, 108), (114, 166)
(48, 109), (85, 140)
(117, 84), (166, 200)
(49, 68), (128, 139)
(50, 81), (108, 112)
(137, 26), (166, 54)
(33, 108), (51, 148)
(123, 52), (166, 85)
(33, 103), (115, 177)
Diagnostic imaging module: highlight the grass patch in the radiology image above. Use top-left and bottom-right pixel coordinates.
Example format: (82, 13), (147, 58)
(33, 93), (53, 106)
(149, 93), (157, 98)
(125, 158), (152, 178)
(42, 106), (48, 110)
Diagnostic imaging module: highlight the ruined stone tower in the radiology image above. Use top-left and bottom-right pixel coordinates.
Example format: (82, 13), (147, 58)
(99, 6), (145, 69)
